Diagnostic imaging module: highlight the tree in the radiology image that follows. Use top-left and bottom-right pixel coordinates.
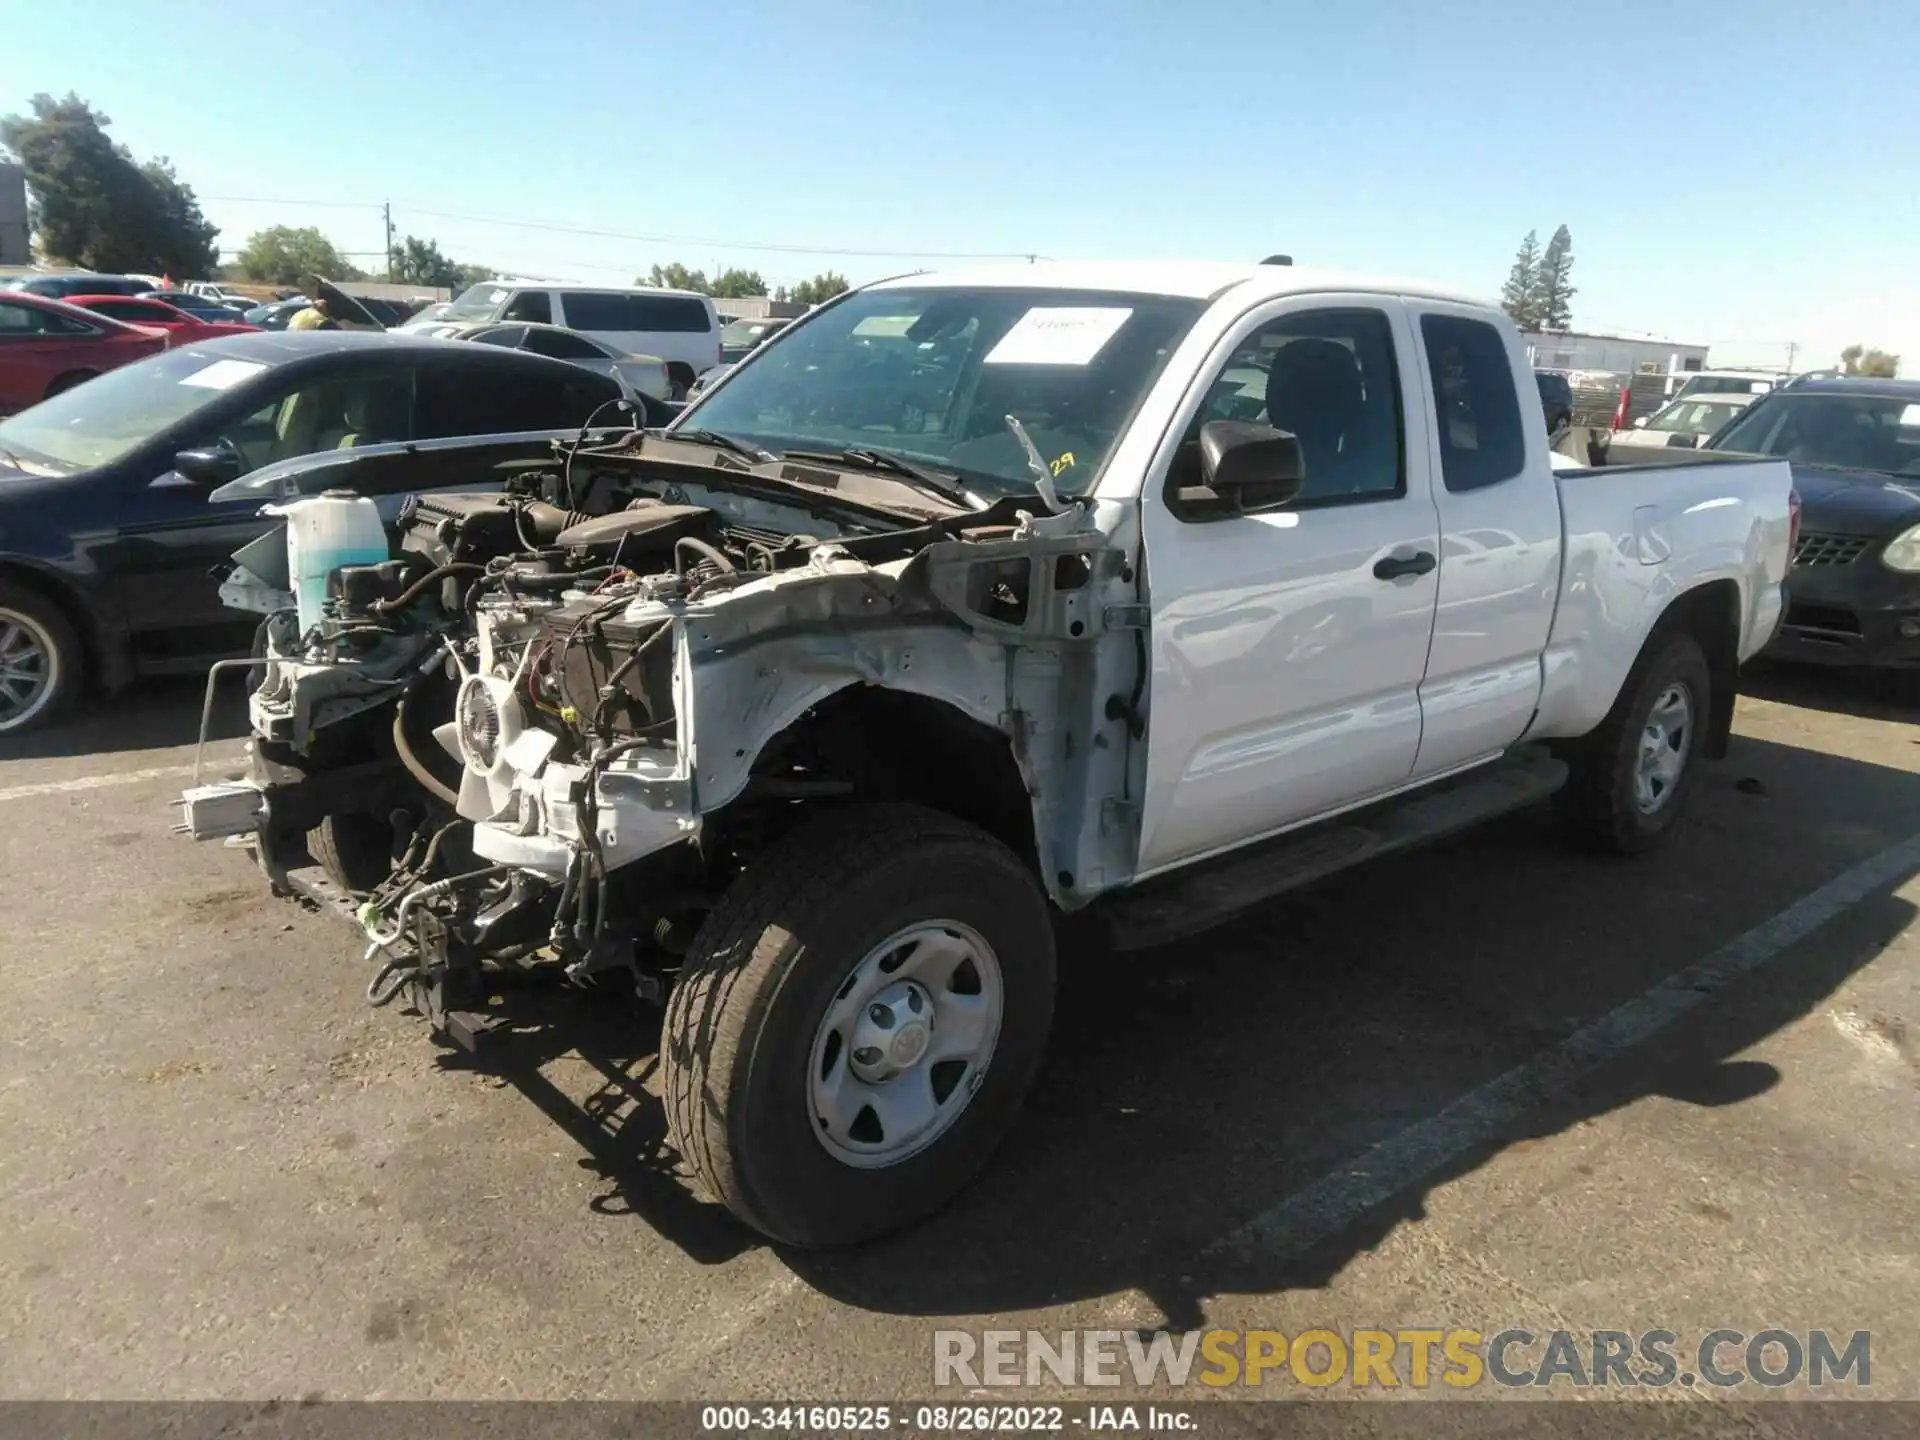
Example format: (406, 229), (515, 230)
(1529, 224), (1576, 331)
(0, 92), (221, 276)
(790, 271), (849, 306)
(237, 225), (360, 285)
(140, 158), (219, 277)
(450, 262), (496, 291)
(710, 267), (767, 298)
(1500, 230), (1542, 331)
(1840, 344), (1900, 378)
(388, 234), (469, 288)
(641, 262), (710, 293)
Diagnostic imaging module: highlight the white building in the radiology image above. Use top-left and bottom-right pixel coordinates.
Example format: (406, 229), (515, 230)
(1522, 328), (1710, 379)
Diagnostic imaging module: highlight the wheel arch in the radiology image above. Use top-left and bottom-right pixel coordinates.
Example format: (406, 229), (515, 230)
(0, 559), (122, 695)
(1643, 577), (1742, 760)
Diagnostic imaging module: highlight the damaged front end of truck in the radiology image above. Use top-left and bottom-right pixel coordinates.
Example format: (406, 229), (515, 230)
(342, 433), (1149, 1040)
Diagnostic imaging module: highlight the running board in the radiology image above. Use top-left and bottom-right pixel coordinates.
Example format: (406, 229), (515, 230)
(1102, 747), (1568, 952)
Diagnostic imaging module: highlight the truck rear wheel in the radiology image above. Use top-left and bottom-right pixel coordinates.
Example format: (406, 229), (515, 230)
(662, 802), (1056, 1247)
(1556, 631), (1711, 854)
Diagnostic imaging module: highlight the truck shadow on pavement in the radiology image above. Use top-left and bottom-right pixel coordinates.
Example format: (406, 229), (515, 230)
(0, 674), (250, 762)
(433, 731), (1920, 1327)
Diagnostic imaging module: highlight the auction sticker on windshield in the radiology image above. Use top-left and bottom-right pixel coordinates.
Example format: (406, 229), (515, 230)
(985, 307), (1132, 366)
(180, 359), (268, 391)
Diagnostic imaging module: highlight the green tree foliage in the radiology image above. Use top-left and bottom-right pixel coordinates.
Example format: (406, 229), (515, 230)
(387, 234), (482, 288)
(710, 267), (768, 298)
(641, 262), (709, 292)
(1529, 225), (1575, 331)
(1500, 230), (1541, 331)
(237, 225), (361, 285)
(789, 271), (849, 306)
(0, 93), (219, 275)
(1840, 344), (1900, 378)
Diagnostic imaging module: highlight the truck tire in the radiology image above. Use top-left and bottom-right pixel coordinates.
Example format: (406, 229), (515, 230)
(662, 802), (1056, 1247)
(307, 813), (395, 895)
(1556, 631), (1711, 854)
(0, 580), (82, 735)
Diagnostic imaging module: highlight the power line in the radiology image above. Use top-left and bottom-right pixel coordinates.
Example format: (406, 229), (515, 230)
(203, 194), (1038, 261)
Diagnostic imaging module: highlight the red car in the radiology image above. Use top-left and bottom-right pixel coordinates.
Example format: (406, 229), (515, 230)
(66, 293), (260, 345)
(0, 290), (169, 417)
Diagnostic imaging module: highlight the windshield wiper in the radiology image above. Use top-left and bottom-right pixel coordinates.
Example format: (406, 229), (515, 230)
(782, 447), (978, 508)
(670, 428), (777, 464)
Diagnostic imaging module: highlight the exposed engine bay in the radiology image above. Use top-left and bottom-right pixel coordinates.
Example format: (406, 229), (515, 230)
(185, 428), (1141, 1040)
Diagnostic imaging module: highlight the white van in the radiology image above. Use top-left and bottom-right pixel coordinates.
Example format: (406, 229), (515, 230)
(436, 282), (721, 394)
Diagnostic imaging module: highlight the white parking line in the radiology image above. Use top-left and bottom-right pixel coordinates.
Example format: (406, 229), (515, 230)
(1207, 830), (1920, 1265)
(0, 761), (233, 803)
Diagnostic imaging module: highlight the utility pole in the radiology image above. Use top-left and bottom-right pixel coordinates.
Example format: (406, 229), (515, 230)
(383, 201), (394, 281)
(1785, 340), (1797, 373)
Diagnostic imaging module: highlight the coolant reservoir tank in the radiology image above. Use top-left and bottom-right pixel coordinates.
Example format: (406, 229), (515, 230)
(268, 489), (390, 632)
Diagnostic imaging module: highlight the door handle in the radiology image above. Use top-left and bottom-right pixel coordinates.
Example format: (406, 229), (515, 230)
(1373, 550), (1437, 581)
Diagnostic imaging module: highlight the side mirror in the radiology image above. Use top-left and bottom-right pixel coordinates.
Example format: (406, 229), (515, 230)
(1173, 420), (1305, 521)
(171, 447), (242, 487)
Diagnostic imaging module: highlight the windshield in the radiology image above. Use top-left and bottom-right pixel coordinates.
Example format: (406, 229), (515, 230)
(447, 283), (511, 320)
(1647, 398), (1745, 435)
(0, 348), (270, 471)
(1708, 392), (1920, 473)
(722, 319), (776, 347)
(680, 286), (1204, 498)
(1673, 375), (1773, 401)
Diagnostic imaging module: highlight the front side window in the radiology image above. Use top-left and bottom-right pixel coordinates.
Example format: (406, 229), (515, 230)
(501, 291), (552, 324)
(198, 365), (416, 474)
(523, 328), (605, 360)
(562, 292), (712, 333)
(1420, 315), (1526, 493)
(1181, 308), (1405, 505)
(683, 286), (1203, 499)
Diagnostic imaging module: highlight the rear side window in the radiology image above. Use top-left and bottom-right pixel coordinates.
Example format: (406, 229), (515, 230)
(414, 357), (619, 438)
(560, 291), (712, 333)
(1421, 315), (1526, 492)
(524, 329), (605, 360)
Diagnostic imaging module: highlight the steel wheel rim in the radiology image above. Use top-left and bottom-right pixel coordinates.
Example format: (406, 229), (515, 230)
(1633, 681), (1693, 814)
(808, 920), (1004, 1170)
(0, 608), (57, 731)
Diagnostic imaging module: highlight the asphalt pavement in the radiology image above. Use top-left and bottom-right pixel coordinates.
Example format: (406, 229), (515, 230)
(0, 662), (1916, 1417)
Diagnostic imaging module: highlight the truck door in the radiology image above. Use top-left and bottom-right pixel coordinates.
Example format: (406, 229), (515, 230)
(1404, 304), (1563, 778)
(1135, 298), (1442, 875)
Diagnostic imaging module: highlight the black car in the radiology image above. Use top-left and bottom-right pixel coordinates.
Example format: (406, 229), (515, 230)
(1534, 369), (1573, 435)
(0, 331), (624, 733)
(720, 315), (792, 365)
(1702, 378), (1920, 668)
(140, 289), (253, 321)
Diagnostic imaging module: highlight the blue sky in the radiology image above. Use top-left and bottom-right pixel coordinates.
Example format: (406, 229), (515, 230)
(6, 0), (1915, 370)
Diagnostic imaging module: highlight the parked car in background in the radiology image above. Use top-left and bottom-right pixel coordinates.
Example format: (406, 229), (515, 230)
(4, 273), (156, 300)
(1533, 369), (1573, 434)
(719, 314), (793, 364)
(69, 294), (259, 343)
(398, 301), (455, 330)
(1605, 391), (1757, 462)
(243, 298), (310, 330)
(442, 321), (675, 406)
(1703, 378), (1920, 673)
(0, 330), (626, 731)
(1668, 369), (1783, 402)
(440, 281), (720, 394)
(185, 282), (257, 307)
(0, 290), (168, 416)
(685, 361), (733, 400)
(141, 290), (253, 321)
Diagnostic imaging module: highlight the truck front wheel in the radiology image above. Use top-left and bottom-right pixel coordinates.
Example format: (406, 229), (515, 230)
(1557, 631), (1712, 853)
(662, 802), (1056, 1247)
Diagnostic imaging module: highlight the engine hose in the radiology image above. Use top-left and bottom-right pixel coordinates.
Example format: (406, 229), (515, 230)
(548, 849), (583, 950)
(674, 536), (735, 577)
(392, 691), (459, 807)
(371, 562), (487, 614)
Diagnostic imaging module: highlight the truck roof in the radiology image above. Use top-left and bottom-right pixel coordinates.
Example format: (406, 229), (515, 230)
(873, 259), (1490, 310)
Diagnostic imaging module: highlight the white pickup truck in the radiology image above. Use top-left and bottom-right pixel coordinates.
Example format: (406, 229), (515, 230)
(186, 260), (1795, 1248)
